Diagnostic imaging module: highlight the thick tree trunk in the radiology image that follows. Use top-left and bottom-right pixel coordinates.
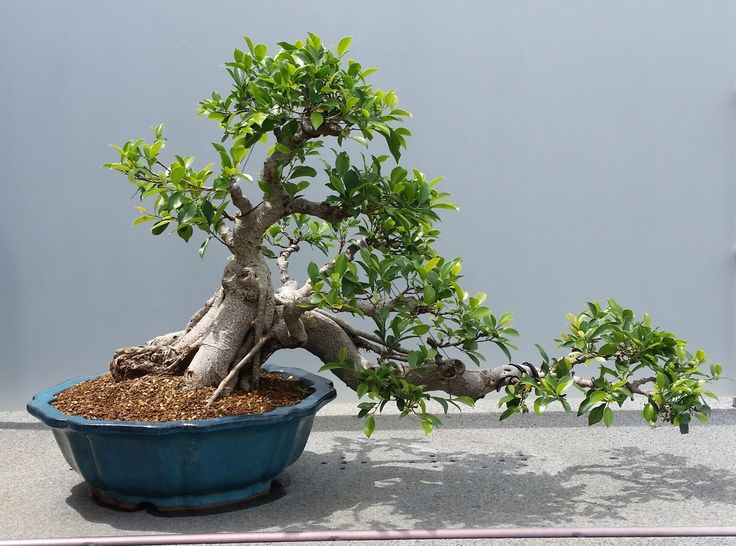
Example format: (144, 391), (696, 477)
(109, 207), (278, 390)
(182, 256), (267, 386)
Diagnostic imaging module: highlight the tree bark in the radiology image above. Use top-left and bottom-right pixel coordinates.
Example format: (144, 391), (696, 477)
(277, 310), (526, 399)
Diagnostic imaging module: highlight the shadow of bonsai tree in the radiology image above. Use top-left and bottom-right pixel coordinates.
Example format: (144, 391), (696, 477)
(64, 435), (736, 532)
(280, 439), (736, 530)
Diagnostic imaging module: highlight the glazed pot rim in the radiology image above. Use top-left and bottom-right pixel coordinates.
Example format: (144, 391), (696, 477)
(26, 364), (336, 434)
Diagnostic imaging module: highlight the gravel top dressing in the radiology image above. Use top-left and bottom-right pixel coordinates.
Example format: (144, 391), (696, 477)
(52, 372), (309, 422)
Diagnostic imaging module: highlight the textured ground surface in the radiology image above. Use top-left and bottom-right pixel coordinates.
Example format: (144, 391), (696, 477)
(52, 372), (307, 422)
(2, 400), (736, 546)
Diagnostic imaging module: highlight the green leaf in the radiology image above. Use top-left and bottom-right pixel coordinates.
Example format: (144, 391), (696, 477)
(171, 166), (185, 185)
(150, 140), (165, 156)
(231, 144), (247, 163)
(588, 404), (606, 426)
(132, 215), (156, 227)
(337, 36), (352, 56)
(335, 153), (350, 176)
(319, 361), (351, 371)
(603, 407), (614, 427)
(499, 406), (517, 421)
(310, 111), (324, 130)
(496, 342), (513, 362)
(356, 383), (369, 398)
(307, 261), (320, 282)
(177, 224), (193, 242)
(201, 200), (215, 224)
(291, 165), (317, 178)
(498, 394), (514, 407)
(334, 253), (348, 276)
(178, 202), (197, 224)
(151, 219), (171, 235)
(533, 397), (548, 415)
(469, 292), (487, 308)
(385, 129), (401, 162)
(407, 350), (421, 366)
(419, 416), (433, 435)
(198, 237), (211, 259)
(214, 176), (231, 191)
(243, 35), (256, 55)
(254, 43), (267, 60)
(534, 344), (549, 365)
(434, 396), (449, 413)
(424, 257), (441, 273)
(555, 376), (573, 395)
(251, 112), (267, 126)
(307, 32), (322, 49)
(423, 285), (436, 305)
(642, 403), (657, 422)
(598, 343), (618, 357)
(577, 390), (608, 416)
(584, 357), (606, 367)
(363, 415), (375, 438)
(212, 143), (232, 168)
(454, 395), (475, 407)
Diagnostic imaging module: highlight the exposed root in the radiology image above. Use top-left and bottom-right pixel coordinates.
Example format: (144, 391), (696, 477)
(147, 330), (185, 347)
(207, 334), (273, 405)
(110, 342), (198, 380)
(234, 330), (256, 391)
(247, 280), (275, 389)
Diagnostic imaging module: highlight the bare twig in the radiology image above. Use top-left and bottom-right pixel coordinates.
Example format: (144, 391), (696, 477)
(277, 242), (300, 285)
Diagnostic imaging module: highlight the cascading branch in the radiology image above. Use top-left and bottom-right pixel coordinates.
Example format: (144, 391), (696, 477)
(104, 33), (721, 436)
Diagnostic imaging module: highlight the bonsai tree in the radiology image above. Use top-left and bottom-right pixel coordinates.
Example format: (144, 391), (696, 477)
(104, 34), (721, 435)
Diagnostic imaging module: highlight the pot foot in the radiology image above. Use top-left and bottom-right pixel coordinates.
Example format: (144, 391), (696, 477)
(90, 475), (285, 514)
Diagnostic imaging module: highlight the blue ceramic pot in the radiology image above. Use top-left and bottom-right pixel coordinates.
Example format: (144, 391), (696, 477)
(27, 364), (336, 511)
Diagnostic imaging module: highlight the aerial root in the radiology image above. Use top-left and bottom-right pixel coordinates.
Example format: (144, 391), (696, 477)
(207, 334), (273, 406)
(109, 342), (197, 381)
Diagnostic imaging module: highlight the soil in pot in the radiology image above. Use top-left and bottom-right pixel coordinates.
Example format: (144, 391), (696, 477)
(52, 371), (311, 421)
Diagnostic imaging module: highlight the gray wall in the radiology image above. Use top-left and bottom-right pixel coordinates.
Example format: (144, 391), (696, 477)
(1, 0), (734, 410)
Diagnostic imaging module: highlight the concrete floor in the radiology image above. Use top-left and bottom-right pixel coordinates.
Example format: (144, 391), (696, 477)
(2, 401), (736, 546)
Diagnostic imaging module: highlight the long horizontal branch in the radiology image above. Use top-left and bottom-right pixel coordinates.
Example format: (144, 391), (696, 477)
(352, 295), (431, 318)
(294, 310), (660, 404)
(313, 310), (409, 354)
(298, 311), (532, 399)
(289, 197), (349, 224)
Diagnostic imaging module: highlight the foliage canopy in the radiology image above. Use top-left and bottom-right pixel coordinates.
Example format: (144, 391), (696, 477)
(105, 33), (722, 436)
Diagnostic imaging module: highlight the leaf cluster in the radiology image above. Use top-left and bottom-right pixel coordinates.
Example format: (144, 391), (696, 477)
(103, 125), (231, 256)
(499, 299), (721, 433)
(104, 35), (722, 437)
(320, 354), (474, 437)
